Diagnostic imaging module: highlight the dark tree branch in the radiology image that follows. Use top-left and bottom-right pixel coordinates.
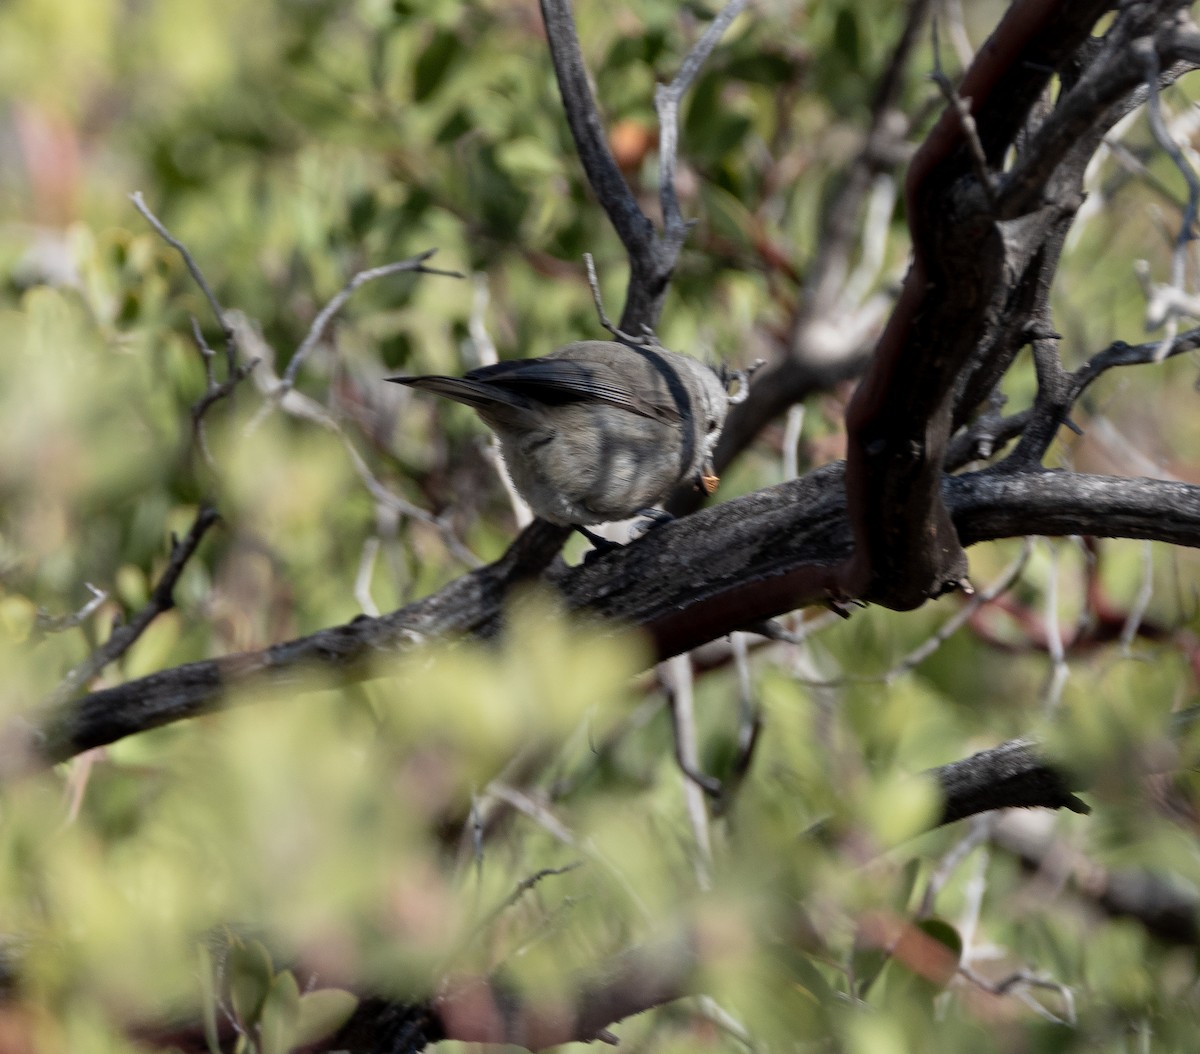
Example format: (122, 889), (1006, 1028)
(539, 0), (654, 268)
(994, 812), (1200, 947)
(948, 326), (1200, 470)
(996, 6), (1199, 222)
(837, 0), (1120, 611)
(539, 0), (742, 331)
(31, 519), (568, 766)
(1003, 333), (1072, 468)
(931, 739), (1089, 825)
(952, 22), (1200, 433)
(28, 465), (1200, 767)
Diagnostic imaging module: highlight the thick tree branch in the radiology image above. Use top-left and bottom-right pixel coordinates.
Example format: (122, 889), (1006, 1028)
(29, 468), (1200, 767)
(838, 0), (1119, 610)
(997, 5), (1199, 221)
(931, 739), (1088, 825)
(29, 520), (569, 767)
(994, 811), (1200, 947)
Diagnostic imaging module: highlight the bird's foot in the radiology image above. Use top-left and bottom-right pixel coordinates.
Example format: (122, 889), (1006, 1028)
(629, 508), (674, 539)
(578, 526), (622, 564)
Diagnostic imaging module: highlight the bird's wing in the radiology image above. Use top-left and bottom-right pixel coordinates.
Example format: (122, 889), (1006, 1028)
(464, 354), (682, 424)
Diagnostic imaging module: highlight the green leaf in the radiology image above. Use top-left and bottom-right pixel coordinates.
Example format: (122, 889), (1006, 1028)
(228, 938), (275, 1029)
(833, 7), (861, 68)
(791, 954), (837, 1006)
(413, 28), (461, 102)
(890, 917), (962, 999)
(294, 988), (359, 1047)
(893, 858), (922, 913)
(259, 970), (302, 1054)
(850, 943), (890, 1000)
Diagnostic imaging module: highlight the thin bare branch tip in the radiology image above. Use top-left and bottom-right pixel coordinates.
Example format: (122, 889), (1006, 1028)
(667, 0), (752, 100)
(36, 584), (109, 634)
(928, 18), (995, 204)
(583, 252), (618, 337)
(413, 247), (466, 279)
(130, 191), (234, 346)
(584, 253), (651, 345)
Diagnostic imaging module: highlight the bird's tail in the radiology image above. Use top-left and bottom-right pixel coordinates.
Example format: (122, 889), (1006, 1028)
(386, 375), (532, 412)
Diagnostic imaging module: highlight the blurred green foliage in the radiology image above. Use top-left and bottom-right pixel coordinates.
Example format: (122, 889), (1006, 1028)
(2, 0), (1200, 1051)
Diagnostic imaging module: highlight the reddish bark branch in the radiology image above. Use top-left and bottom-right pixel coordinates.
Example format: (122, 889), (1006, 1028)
(838, 0), (1125, 609)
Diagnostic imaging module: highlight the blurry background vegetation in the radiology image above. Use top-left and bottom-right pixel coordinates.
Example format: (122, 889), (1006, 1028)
(2, 0), (1200, 1051)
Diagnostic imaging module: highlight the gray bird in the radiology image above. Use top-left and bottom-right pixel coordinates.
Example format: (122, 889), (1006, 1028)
(388, 340), (732, 534)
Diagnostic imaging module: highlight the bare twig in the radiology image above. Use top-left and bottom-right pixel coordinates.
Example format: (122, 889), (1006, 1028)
(355, 537), (382, 617)
(958, 964), (1077, 1026)
(233, 316), (483, 569)
(1120, 541), (1157, 654)
(479, 440), (534, 530)
(244, 251), (462, 438)
(956, 819), (990, 954)
(188, 316), (258, 470)
(468, 274), (531, 525)
(468, 272), (498, 367)
(968, 324), (1200, 472)
(130, 191), (234, 368)
(583, 253), (650, 345)
(939, 0), (975, 67)
(132, 194), (258, 465)
(37, 583), (108, 633)
(1040, 540), (1069, 715)
(1137, 41), (1200, 360)
(487, 783), (652, 921)
(281, 251), (462, 392)
(474, 862), (584, 934)
(663, 654), (715, 890)
(790, 540), (1030, 688)
(654, 0), (750, 249)
(883, 539), (1029, 680)
(930, 18), (996, 204)
(713, 631), (763, 817)
(917, 814), (992, 918)
(781, 405), (805, 481)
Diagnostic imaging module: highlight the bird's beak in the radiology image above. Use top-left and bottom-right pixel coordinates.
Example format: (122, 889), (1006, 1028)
(699, 457), (719, 495)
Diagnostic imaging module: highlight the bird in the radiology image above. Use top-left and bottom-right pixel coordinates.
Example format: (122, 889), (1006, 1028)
(388, 339), (733, 539)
